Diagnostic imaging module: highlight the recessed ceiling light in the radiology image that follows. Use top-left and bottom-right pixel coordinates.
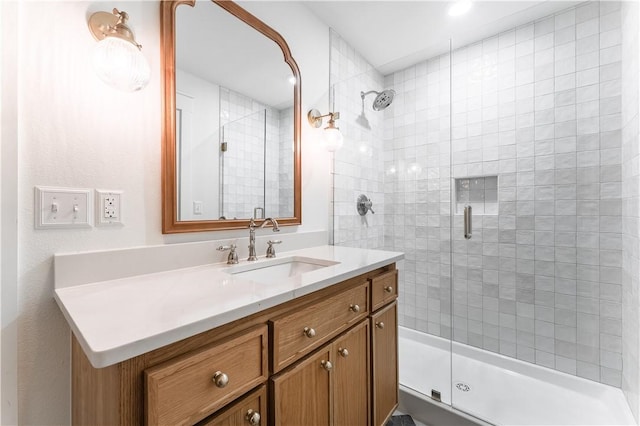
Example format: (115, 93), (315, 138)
(448, 0), (472, 17)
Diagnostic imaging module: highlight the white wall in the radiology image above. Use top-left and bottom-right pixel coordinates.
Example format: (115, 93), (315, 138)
(176, 69), (220, 221)
(2, 1), (331, 423)
(1, 0), (19, 423)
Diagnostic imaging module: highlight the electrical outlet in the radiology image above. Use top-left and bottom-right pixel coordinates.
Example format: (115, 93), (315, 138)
(95, 190), (123, 226)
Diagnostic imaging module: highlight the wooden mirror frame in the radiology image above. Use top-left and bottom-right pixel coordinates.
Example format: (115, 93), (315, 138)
(161, 0), (302, 233)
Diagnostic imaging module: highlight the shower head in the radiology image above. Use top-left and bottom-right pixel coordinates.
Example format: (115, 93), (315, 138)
(361, 89), (395, 111)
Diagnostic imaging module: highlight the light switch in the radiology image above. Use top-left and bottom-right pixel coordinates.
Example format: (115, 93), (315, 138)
(35, 186), (92, 229)
(193, 201), (203, 215)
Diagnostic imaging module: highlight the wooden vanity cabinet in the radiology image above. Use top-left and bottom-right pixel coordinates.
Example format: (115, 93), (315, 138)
(145, 325), (268, 425)
(332, 321), (371, 426)
(70, 263), (397, 426)
(371, 301), (398, 426)
(270, 320), (370, 426)
(196, 385), (267, 426)
(270, 282), (369, 372)
(270, 346), (332, 425)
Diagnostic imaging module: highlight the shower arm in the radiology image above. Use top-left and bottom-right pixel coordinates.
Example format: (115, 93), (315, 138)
(361, 90), (380, 99)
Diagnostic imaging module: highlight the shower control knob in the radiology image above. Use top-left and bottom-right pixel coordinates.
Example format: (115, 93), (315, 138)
(357, 194), (375, 216)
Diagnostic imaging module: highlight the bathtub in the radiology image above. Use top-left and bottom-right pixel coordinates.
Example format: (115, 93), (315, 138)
(398, 326), (636, 426)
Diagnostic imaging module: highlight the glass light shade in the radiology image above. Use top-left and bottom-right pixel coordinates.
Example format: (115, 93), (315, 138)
(324, 127), (344, 152)
(93, 37), (150, 92)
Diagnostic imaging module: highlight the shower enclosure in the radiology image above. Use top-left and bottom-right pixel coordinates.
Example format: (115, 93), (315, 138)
(219, 109), (268, 220)
(329, 1), (638, 423)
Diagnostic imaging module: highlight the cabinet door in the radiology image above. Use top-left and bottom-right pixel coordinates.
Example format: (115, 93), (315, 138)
(333, 321), (370, 426)
(371, 302), (398, 426)
(271, 347), (332, 425)
(197, 385), (266, 426)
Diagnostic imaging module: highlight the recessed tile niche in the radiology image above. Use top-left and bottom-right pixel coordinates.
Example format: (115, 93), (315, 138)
(455, 176), (498, 215)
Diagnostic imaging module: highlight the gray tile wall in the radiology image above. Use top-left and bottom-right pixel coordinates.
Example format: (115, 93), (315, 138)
(382, 53), (453, 337)
(330, 29), (386, 249)
(386, 2), (624, 386)
(278, 107), (295, 218)
(331, 3), (631, 389)
(621, 0), (640, 421)
(220, 88), (291, 219)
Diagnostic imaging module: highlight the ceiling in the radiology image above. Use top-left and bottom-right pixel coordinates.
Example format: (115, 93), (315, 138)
(304, 0), (582, 75)
(176, 1), (583, 108)
(176, 1), (294, 109)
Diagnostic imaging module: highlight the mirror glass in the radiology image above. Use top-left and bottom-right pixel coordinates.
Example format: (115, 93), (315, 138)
(162, 0), (301, 232)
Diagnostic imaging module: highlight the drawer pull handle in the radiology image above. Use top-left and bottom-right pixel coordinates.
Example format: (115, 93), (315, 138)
(349, 304), (361, 313)
(338, 347), (349, 358)
(245, 409), (261, 425)
(212, 371), (229, 388)
(384, 286), (394, 293)
(376, 321), (385, 329)
(303, 327), (316, 338)
(321, 360), (333, 371)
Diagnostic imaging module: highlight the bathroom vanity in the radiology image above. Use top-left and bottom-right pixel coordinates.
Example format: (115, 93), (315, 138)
(55, 245), (402, 425)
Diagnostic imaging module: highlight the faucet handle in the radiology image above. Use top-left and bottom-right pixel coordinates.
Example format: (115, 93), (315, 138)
(217, 244), (239, 264)
(266, 240), (282, 258)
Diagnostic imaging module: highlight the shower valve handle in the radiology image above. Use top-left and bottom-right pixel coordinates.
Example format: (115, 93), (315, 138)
(357, 194), (375, 216)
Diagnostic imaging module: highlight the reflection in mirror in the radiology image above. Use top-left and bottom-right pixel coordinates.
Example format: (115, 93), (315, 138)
(161, 0), (301, 233)
(175, 0), (294, 222)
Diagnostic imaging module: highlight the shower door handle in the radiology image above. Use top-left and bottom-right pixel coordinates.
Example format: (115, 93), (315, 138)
(464, 205), (472, 240)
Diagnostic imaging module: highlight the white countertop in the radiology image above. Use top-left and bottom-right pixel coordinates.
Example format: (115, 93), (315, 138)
(54, 245), (403, 368)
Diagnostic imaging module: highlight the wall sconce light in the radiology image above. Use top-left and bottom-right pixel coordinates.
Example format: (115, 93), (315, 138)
(307, 109), (344, 152)
(88, 8), (150, 92)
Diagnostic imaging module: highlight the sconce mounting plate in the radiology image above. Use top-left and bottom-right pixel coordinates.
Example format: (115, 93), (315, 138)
(307, 109), (323, 128)
(88, 11), (119, 42)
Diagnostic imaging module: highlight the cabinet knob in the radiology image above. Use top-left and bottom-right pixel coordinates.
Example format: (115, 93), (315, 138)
(212, 371), (229, 388)
(303, 327), (316, 338)
(245, 409), (261, 425)
(376, 321), (385, 329)
(349, 304), (360, 313)
(384, 286), (394, 293)
(321, 360), (333, 371)
(338, 347), (349, 358)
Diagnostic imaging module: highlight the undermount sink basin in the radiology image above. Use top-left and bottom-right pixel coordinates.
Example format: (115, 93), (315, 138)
(226, 256), (340, 283)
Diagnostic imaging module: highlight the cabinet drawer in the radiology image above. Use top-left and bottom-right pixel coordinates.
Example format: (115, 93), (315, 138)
(145, 325), (268, 426)
(371, 269), (398, 311)
(197, 385), (267, 426)
(271, 282), (369, 372)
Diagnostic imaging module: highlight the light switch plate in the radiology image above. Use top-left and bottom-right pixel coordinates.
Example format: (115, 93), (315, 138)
(35, 186), (92, 229)
(95, 189), (123, 226)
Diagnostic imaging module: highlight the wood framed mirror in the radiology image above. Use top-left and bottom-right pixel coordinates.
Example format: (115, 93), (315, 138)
(161, 0), (302, 233)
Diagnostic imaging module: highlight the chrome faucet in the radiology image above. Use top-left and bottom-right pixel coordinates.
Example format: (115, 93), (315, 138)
(248, 217), (280, 261)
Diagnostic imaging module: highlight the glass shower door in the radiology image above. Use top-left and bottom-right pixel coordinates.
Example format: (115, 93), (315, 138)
(448, 8), (623, 423)
(220, 109), (266, 220)
(388, 39), (454, 407)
